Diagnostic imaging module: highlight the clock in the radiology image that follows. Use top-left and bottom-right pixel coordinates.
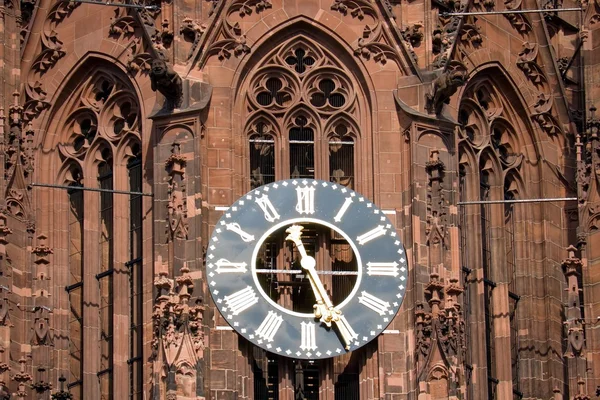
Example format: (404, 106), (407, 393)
(206, 179), (408, 359)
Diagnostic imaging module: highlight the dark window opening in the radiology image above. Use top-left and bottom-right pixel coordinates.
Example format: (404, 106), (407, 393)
(289, 116), (314, 179)
(295, 360), (319, 400)
(98, 159), (114, 400)
(128, 153), (143, 399)
(253, 352), (278, 400)
(249, 123), (275, 189)
(329, 125), (354, 189)
(480, 171), (496, 399)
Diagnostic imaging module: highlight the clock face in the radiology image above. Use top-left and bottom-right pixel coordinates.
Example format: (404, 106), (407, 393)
(207, 179), (408, 359)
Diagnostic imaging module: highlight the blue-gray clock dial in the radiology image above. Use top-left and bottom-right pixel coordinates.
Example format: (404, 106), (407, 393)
(207, 179), (408, 359)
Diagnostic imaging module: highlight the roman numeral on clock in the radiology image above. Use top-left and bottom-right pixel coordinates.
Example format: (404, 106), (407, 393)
(255, 194), (280, 222)
(224, 287), (258, 315)
(255, 311), (283, 342)
(358, 291), (391, 315)
(356, 225), (387, 245)
(300, 321), (317, 351)
(333, 197), (353, 222)
(215, 258), (247, 274)
(295, 186), (315, 214)
(366, 261), (399, 277)
(225, 222), (255, 242)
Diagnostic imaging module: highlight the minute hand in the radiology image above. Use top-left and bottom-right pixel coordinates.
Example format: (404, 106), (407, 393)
(285, 227), (334, 324)
(285, 226), (357, 349)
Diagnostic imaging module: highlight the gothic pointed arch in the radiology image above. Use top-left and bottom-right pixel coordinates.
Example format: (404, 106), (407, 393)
(33, 58), (146, 399)
(457, 66), (550, 399)
(237, 29), (372, 192)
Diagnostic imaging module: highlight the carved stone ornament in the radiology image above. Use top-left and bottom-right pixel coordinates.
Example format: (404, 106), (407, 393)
(460, 18), (483, 46)
(426, 61), (468, 115)
(576, 106), (600, 208)
(330, 0), (402, 66)
(516, 42), (545, 84)
(31, 367), (52, 393)
(150, 58), (183, 109)
(109, 5), (166, 73)
(201, 0), (273, 64)
(180, 16), (207, 60)
(561, 246), (585, 358)
(401, 22), (424, 46)
(431, 12), (461, 68)
(152, 262), (205, 397)
(416, 272), (465, 395)
(165, 141), (189, 240)
(400, 22), (423, 64)
(50, 375), (73, 399)
(425, 150), (447, 268)
(32, 234), (53, 262)
(23, 1), (80, 122)
(31, 307), (53, 346)
(503, 0), (532, 32)
(574, 377), (591, 400)
(13, 356), (32, 399)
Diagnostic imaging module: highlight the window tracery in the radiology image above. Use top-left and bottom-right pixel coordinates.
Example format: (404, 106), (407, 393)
(245, 38), (359, 188)
(457, 79), (525, 398)
(55, 70), (143, 399)
(244, 37), (365, 399)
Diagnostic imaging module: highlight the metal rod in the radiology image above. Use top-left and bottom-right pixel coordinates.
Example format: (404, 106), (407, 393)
(61, 0), (160, 10)
(255, 269), (359, 275)
(457, 197), (577, 205)
(441, 7), (582, 17)
(561, 38), (584, 80)
(32, 183), (154, 197)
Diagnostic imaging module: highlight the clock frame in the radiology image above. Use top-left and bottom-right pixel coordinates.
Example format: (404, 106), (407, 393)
(207, 179), (408, 359)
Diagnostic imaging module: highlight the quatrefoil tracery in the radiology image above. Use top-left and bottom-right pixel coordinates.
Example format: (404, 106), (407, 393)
(458, 83), (524, 199)
(58, 74), (141, 169)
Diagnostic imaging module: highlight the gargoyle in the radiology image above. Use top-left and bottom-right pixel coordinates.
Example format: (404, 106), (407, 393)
(426, 64), (467, 115)
(150, 58), (183, 109)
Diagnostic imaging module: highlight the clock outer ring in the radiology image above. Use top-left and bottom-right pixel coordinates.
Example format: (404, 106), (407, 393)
(206, 179), (409, 359)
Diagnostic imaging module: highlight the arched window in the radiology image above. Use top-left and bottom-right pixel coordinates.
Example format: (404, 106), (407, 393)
(458, 78), (525, 400)
(54, 69), (143, 399)
(246, 38), (358, 189)
(244, 37), (363, 398)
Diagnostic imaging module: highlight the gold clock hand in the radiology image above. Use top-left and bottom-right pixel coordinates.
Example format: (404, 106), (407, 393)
(286, 225), (335, 325)
(285, 224), (357, 350)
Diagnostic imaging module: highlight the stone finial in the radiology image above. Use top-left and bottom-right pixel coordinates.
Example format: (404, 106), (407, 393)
(13, 356), (32, 399)
(50, 375), (73, 399)
(425, 272), (445, 317)
(574, 376), (590, 400)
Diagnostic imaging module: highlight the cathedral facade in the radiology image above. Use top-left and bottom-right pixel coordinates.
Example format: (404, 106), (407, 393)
(0, 0), (599, 398)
